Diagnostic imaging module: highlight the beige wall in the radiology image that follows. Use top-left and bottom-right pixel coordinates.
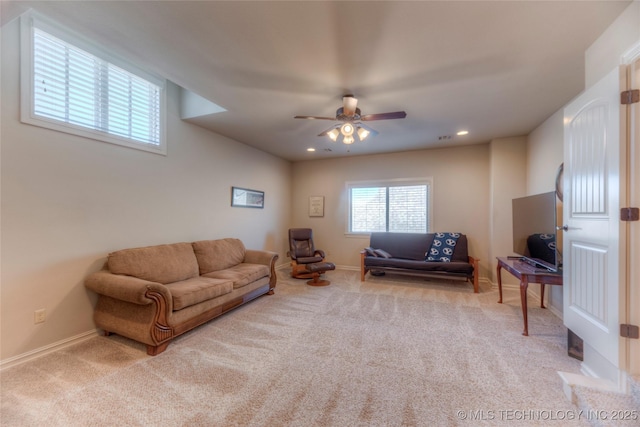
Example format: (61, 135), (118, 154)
(488, 137), (527, 284)
(526, 110), (564, 313)
(290, 144), (491, 279)
(585, 0), (640, 88)
(526, 110), (564, 196)
(0, 18), (292, 360)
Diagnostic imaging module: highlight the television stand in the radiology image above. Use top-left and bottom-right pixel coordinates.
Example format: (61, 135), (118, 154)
(496, 257), (563, 336)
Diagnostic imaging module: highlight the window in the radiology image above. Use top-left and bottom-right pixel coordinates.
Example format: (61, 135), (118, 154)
(347, 179), (432, 234)
(20, 12), (166, 154)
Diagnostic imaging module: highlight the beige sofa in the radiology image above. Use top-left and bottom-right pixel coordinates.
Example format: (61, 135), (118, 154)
(85, 238), (278, 355)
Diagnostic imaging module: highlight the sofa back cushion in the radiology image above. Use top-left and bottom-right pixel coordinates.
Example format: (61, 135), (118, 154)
(108, 243), (199, 284)
(369, 232), (431, 260)
(449, 234), (469, 263)
(369, 232), (469, 262)
(192, 238), (246, 275)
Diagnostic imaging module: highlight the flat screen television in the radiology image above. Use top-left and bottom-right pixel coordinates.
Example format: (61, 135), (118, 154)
(512, 191), (562, 272)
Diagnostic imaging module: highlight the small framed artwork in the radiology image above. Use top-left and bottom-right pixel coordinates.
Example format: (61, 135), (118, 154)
(231, 187), (264, 208)
(309, 196), (324, 217)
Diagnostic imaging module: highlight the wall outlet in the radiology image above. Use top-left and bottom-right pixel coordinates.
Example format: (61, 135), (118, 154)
(34, 309), (46, 324)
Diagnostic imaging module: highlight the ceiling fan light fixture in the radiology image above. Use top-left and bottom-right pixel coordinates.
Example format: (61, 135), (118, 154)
(343, 135), (355, 145)
(357, 126), (370, 141)
(327, 128), (340, 141)
(341, 123), (354, 136)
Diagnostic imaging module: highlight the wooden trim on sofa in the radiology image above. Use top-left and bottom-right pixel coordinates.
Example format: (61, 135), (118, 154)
(268, 254), (279, 293)
(142, 283), (274, 356)
(145, 289), (174, 344)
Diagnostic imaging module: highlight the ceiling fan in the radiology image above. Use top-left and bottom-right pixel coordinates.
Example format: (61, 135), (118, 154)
(294, 95), (406, 144)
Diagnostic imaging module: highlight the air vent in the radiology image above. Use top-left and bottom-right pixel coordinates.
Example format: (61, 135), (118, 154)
(438, 135), (452, 141)
(323, 148), (332, 152)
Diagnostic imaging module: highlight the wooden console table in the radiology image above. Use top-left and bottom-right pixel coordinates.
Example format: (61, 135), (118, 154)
(496, 257), (563, 336)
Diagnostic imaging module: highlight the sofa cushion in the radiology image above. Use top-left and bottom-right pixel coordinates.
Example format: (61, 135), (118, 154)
(192, 238), (246, 274)
(165, 277), (233, 311)
(449, 234), (469, 263)
(370, 232), (431, 260)
(203, 263), (270, 289)
(108, 243), (199, 284)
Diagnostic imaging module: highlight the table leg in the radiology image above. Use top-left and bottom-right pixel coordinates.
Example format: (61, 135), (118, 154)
(497, 264), (503, 303)
(540, 283), (546, 309)
(520, 279), (529, 336)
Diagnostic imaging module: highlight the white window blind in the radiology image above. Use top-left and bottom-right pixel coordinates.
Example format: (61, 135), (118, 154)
(33, 29), (161, 146)
(21, 13), (166, 154)
(348, 181), (430, 233)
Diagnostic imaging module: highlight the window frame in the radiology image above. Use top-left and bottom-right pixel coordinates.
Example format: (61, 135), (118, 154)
(345, 177), (433, 236)
(20, 11), (167, 155)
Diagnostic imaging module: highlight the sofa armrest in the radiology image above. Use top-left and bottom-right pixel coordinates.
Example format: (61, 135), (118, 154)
(244, 250), (279, 290)
(85, 270), (170, 306)
(244, 249), (279, 267)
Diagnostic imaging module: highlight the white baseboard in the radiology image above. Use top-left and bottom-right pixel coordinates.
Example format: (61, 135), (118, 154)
(0, 329), (99, 371)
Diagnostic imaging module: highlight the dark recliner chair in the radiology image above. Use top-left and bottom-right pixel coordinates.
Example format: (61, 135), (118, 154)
(287, 228), (335, 286)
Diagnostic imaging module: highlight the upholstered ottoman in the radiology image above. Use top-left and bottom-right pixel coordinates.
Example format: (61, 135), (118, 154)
(305, 262), (336, 286)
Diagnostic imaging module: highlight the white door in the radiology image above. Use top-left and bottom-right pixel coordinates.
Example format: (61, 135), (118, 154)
(563, 66), (628, 381)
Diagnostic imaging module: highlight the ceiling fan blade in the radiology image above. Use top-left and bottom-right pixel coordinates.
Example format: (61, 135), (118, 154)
(294, 115), (338, 120)
(361, 111), (407, 121)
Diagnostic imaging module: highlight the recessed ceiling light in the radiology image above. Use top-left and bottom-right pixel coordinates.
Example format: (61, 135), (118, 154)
(457, 130), (469, 136)
(307, 148), (316, 152)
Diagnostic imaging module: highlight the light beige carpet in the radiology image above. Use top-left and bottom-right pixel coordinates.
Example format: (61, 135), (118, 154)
(1, 270), (590, 426)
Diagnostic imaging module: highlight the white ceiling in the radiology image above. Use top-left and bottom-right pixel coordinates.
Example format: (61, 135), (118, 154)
(2, 1), (631, 161)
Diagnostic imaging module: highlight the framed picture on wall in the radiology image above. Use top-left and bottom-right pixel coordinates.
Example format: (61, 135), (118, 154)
(309, 196), (324, 217)
(231, 187), (264, 208)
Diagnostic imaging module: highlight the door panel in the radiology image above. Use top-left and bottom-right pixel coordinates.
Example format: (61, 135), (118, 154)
(568, 241), (607, 328)
(563, 66), (626, 372)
